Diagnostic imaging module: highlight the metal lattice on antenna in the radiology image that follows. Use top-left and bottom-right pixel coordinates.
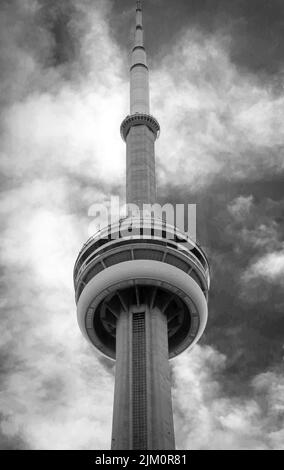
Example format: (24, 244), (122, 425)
(136, 0), (142, 11)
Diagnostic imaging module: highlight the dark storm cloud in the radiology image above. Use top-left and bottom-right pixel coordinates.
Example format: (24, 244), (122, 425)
(0, 0), (113, 107)
(164, 176), (284, 447)
(0, 421), (27, 450)
(37, 0), (78, 67)
(110, 0), (284, 81)
(163, 180), (284, 397)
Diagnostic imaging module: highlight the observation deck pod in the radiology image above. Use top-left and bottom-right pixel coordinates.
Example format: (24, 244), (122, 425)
(120, 113), (160, 141)
(74, 217), (210, 360)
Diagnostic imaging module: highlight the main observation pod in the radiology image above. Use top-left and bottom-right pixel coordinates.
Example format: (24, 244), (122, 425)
(73, 217), (210, 360)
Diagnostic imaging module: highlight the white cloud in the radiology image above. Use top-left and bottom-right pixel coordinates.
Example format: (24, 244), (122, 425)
(228, 195), (254, 221)
(152, 30), (284, 188)
(0, 0), (120, 450)
(1, 64), (126, 188)
(172, 346), (284, 450)
(0, 178), (115, 449)
(243, 249), (284, 284)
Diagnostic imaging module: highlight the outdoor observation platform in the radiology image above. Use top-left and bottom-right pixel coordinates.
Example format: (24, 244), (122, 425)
(74, 217), (210, 360)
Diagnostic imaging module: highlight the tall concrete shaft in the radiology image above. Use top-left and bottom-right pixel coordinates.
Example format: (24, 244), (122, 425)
(113, 1), (174, 449)
(112, 305), (175, 450)
(123, 0), (158, 209)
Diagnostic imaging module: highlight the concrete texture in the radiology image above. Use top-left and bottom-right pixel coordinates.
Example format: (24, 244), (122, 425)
(111, 305), (175, 450)
(126, 125), (156, 208)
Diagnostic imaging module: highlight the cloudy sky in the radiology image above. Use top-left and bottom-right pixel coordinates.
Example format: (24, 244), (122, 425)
(0, 0), (283, 450)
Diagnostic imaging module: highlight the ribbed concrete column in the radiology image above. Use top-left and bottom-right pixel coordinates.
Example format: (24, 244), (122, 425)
(126, 125), (156, 208)
(146, 306), (175, 450)
(130, 64), (149, 114)
(111, 310), (131, 450)
(125, 0), (157, 210)
(111, 305), (175, 450)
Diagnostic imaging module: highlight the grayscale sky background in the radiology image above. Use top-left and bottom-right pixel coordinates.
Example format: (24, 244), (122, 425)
(0, 0), (283, 449)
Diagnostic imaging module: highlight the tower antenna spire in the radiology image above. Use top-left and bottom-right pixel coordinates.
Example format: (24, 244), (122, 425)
(136, 0), (143, 42)
(119, 0), (160, 208)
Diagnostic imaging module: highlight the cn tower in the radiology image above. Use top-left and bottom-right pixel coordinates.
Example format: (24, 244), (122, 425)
(74, 0), (210, 450)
